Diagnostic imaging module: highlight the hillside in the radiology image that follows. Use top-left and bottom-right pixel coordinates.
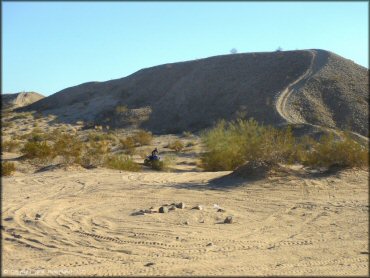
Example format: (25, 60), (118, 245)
(2, 92), (44, 110)
(19, 49), (368, 136)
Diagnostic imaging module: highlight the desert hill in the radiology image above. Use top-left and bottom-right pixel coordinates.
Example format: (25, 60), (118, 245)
(19, 49), (368, 136)
(2, 92), (44, 110)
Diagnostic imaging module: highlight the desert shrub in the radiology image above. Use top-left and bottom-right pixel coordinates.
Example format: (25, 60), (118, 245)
(298, 132), (368, 168)
(120, 137), (136, 155)
(149, 156), (175, 171)
(132, 130), (153, 146)
(2, 140), (21, 152)
(168, 140), (184, 152)
(79, 141), (110, 168)
(21, 141), (54, 161)
(2, 161), (15, 176)
(104, 154), (140, 172)
(200, 119), (297, 171)
(53, 133), (84, 163)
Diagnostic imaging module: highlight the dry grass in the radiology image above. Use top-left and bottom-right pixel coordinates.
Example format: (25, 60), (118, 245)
(132, 130), (153, 146)
(104, 154), (140, 172)
(167, 140), (184, 152)
(1, 161), (16, 176)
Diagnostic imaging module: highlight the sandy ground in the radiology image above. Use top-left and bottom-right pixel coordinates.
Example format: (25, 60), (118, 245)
(2, 165), (368, 276)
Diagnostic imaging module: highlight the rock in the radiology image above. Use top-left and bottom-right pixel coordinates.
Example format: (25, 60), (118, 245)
(176, 202), (186, 209)
(184, 221), (190, 225)
(192, 205), (203, 210)
(206, 242), (213, 247)
(168, 206), (177, 211)
(4, 217), (13, 221)
(200, 219), (205, 223)
(35, 213), (41, 219)
(217, 208), (226, 212)
(144, 262), (155, 267)
(159, 206), (169, 213)
(176, 236), (180, 240)
(224, 216), (233, 224)
(131, 210), (145, 216)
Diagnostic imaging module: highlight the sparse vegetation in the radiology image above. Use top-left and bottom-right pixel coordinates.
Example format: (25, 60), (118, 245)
(298, 132), (368, 169)
(167, 140), (184, 152)
(201, 118), (368, 171)
(104, 154), (140, 171)
(21, 141), (54, 161)
(2, 140), (21, 152)
(2, 161), (15, 176)
(132, 130), (153, 146)
(120, 137), (136, 155)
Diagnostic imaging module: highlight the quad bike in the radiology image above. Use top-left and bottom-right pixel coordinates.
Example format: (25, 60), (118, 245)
(144, 155), (164, 170)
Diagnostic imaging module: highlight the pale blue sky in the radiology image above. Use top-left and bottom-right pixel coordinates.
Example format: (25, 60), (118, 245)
(2, 1), (368, 96)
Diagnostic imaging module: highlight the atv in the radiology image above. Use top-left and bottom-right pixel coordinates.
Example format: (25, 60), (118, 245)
(144, 155), (164, 170)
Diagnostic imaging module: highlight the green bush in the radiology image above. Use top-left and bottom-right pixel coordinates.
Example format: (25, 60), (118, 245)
(104, 155), (140, 171)
(2, 161), (15, 176)
(201, 119), (368, 172)
(200, 119), (297, 171)
(299, 132), (368, 168)
(168, 140), (184, 152)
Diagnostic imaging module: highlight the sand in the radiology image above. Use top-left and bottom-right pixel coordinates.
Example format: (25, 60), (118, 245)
(2, 165), (368, 276)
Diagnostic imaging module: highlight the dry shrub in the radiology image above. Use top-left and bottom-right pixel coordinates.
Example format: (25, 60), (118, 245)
(21, 141), (53, 161)
(104, 154), (140, 172)
(120, 137), (136, 155)
(132, 130), (153, 146)
(298, 132), (368, 169)
(2, 161), (15, 176)
(53, 133), (83, 163)
(79, 141), (110, 168)
(168, 140), (184, 152)
(2, 140), (21, 152)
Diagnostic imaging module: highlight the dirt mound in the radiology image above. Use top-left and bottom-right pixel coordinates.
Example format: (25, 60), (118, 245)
(2, 92), (44, 110)
(19, 49), (368, 136)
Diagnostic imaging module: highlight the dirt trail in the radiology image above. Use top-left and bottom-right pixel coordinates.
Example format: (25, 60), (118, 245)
(275, 50), (368, 144)
(2, 168), (368, 276)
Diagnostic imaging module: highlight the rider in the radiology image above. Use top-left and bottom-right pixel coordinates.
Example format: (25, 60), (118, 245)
(151, 148), (159, 160)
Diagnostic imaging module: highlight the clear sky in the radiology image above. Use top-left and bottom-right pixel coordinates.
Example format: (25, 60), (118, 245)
(2, 1), (368, 96)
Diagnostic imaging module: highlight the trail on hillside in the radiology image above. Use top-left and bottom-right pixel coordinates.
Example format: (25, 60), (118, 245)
(275, 50), (368, 144)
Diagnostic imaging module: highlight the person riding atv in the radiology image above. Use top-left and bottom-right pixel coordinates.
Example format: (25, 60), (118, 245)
(144, 148), (163, 169)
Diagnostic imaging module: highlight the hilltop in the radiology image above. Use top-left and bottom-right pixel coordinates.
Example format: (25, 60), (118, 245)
(18, 50), (368, 136)
(2, 92), (44, 110)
